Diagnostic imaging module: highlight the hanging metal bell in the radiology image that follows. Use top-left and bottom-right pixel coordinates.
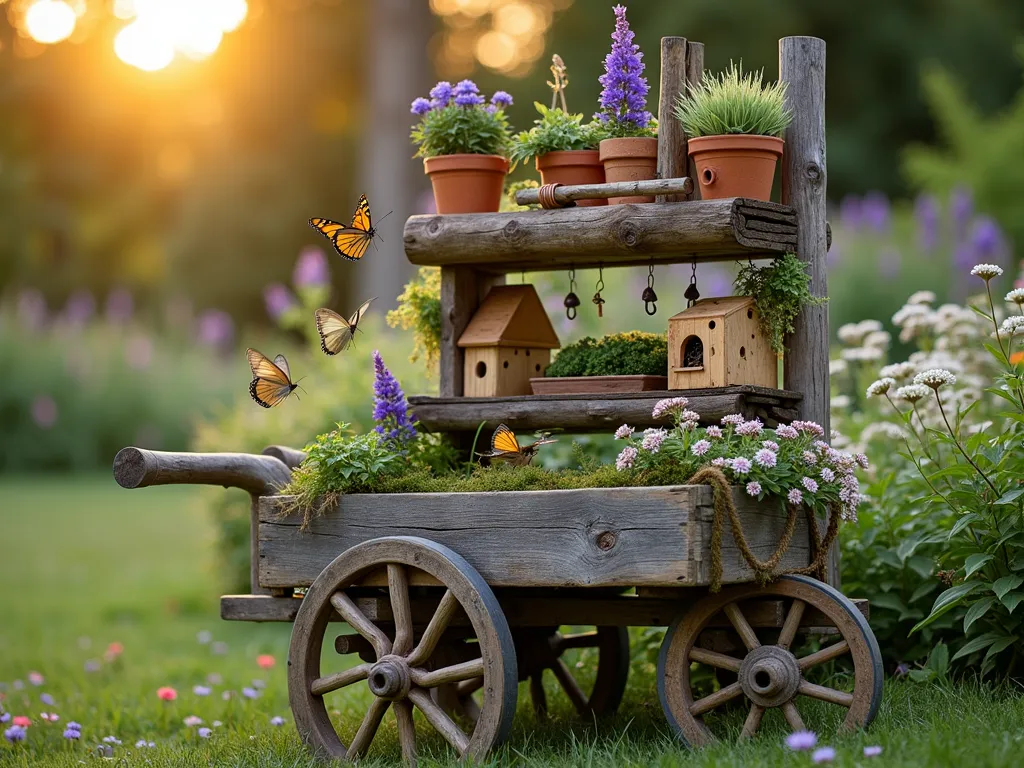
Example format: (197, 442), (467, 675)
(563, 291), (580, 309)
(641, 286), (658, 303)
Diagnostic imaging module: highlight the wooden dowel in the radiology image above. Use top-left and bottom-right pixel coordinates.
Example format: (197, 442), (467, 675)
(515, 177), (693, 207)
(113, 447), (292, 496)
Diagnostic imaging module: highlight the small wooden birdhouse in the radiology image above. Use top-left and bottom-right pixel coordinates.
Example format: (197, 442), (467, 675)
(667, 297), (777, 390)
(458, 284), (560, 397)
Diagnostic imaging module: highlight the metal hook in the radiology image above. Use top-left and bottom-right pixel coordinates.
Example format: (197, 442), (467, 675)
(563, 266), (579, 320)
(684, 260), (700, 308)
(641, 261), (658, 315)
(592, 265), (606, 317)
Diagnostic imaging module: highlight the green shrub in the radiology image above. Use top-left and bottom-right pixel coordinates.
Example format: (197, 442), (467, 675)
(545, 332), (667, 377)
(386, 267), (441, 374)
(509, 103), (602, 167)
(734, 253), (826, 355)
(674, 62), (792, 138)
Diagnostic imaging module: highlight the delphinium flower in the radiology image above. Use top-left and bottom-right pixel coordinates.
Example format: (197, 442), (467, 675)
(615, 445), (638, 471)
(812, 746), (836, 763)
(372, 351), (417, 449)
(652, 397), (689, 420)
(745, 481), (762, 496)
(156, 687), (177, 701)
(596, 5), (652, 134)
(614, 424), (632, 439)
(785, 731), (817, 751)
(642, 428), (667, 453)
(691, 439), (711, 456)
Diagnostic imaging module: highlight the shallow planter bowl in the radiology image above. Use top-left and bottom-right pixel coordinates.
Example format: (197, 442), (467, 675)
(424, 153), (509, 214)
(530, 375), (669, 395)
(598, 137), (658, 204)
(688, 135), (784, 202)
(535, 150), (606, 207)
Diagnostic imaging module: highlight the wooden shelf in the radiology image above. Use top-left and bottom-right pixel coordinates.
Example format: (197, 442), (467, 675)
(403, 198), (797, 274)
(408, 385), (801, 435)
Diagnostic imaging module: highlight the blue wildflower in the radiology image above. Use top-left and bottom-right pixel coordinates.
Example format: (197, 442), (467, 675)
(454, 92), (485, 107)
(372, 351), (417, 449)
(63, 728), (81, 740)
(596, 5), (651, 131)
(429, 81), (453, 108)
(490, 90), (513, 108)
(453, 79), (479, 96)
(4, 725), (26, 743)
(410, 97), (432, 116)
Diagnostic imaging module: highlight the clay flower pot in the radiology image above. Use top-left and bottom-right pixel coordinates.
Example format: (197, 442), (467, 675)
(688, 135), (784, 202)
(598, 137), (658, 204)
(424, 154), (509, 214)
(535, 150), (606, 207)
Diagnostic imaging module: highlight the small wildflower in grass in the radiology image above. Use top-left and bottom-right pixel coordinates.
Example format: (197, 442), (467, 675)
(207, 673), (223, 685)
(252, 679), (266, 689)
(970, 263), (1003, 280)
(242, 687), (260, 700)
(12, 680), (24, 690)
(614, 424), (632, 439)
(270, 716), (286, 726)
(156, 686), (177, 701)
(84, 660), (100, 672)
(4, 725), (26, 743)
(183, 716), (203, 727)
(27, 672), (43, 686)
(788, 488), (803, 505)
(812, 746), (836, 763)
(786, 731), (817, 751)
(212, 642), (229, 655)
(0, 713), (9, 724)
(193, 685), (211, 696)
(1005, 288), (1024, 307)
(196, 630), (212, 645)
(40, 712), (58, 722)
(221, 691), (233, 701)
(212, 720), (223, 727)
(102, 735), (122, 745)
(135, 739), (156, 748)
(12, 716), (31, 727)
(104, 642), (124, 662)
(198, 727), (212, 738)
(864, 745), (883, 757)
(691, 439), (711, 456)
(914, 368), (956, 390)
(39, 693), (55, 707)
(64, 727), (81, 740)
(66, 721), (81, 731)
(705, 426), (723, 439)
(746, 481), (762, 496)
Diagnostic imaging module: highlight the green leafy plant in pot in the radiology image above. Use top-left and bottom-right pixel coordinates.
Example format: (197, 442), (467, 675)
(510, 55), (606, 206)
(674, 62), (792, 202)
(410, 81), (515, 213)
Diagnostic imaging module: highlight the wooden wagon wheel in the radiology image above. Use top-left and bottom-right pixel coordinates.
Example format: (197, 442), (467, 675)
(288, 536), (518, 764)
(657, 575), (883, 746)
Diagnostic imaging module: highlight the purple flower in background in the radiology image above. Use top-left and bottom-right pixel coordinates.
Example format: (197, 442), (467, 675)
(63, 727), (80, 740)
(263, 283), (296, 321)
(861, 191), (890, 232)
(372, 351), (417, 448)
(879, 247), (901, 279)
(4, 725), (26, 743)
(40, 693), (55, 707)
(270, 716), (286, 726)
(971, 217), (1006, 262)
(429, 81), (453, 108)
(193, 686), (211, 697)
(839, 195), (862, 230)
(864, 746), (883, 757)
(596, 5), (651, 131)
(914, 194), (939, 251)
(0, 713), (9, 724)
(812, 746), (836, 763)
(455, 91), (485, 107)
(490, 91), (513, 108)
(31, 395), (58, 429)
(17, 288), (47, 330)
(84, 660), (100, 672)
(63, 290), (96, 327)
(410, 97), (432, 116)
(241, 687), (259, 700)
(125, 334), (154, 370)
(105, 288), (134, 324)
(197, 310), (234, 348)
(454, 79), (479, 96)
(785, 730), (817, 751)
(950, 186), (973, 237)
(198, 727), (212, 738)
(293, 246), (330, 288)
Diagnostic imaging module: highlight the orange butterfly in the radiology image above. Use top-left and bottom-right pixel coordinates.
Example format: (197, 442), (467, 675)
(247, 348), (301, 408)
(477, 424), (556, 467)
(309, 195), (391, 262)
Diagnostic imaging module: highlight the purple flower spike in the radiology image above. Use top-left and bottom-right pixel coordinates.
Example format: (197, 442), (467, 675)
(971, 217), (1006, 260)
(490, 91), (513, 108)
(263, 283), (296, 320)
(410, 97), (432, 116)
(196, 310), (234, 348)
(861, 191), (890, 232)
(293, 246), (330, 288)
(786, 730), (817, 751)
(914, 194), (939, 251)
(373, 351), (417, 448)
(429, 81), (453, 107)
(597, 5), (651, 132)
(950, 186), (973, 236)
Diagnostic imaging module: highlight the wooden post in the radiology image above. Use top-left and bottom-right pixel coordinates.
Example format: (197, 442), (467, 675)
(250, 494), (272, 596)
(779, 37), (838, 586)
(656, 38), (704, 203)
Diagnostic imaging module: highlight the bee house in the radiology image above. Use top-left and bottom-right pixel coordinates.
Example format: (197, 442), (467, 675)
(458, 284), (560, 397)
(667, 296), (777, 390)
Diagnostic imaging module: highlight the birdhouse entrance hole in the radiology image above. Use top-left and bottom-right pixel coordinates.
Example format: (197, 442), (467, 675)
(682, 335), (704, 370)
(475, 361), (487, 378)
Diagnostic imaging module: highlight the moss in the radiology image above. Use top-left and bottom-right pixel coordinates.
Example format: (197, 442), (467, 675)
(546, 331), (667, 377)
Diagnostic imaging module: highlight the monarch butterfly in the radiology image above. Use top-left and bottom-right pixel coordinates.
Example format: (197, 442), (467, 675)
(247, 348), (300, 408)
(309, 195), (391, 262)
(313, 297), (376, 356)
(477, 424), (556, 467)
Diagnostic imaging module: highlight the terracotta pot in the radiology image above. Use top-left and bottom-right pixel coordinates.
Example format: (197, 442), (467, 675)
(423, 154), (509, 214)
(688, 135), (784, 202)
(535, 150), (606, 207)
(598, 137), (659, 204)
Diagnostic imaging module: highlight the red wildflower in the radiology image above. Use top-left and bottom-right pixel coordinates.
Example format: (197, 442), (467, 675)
(256, 655), (276, 670)
(156, 687), (177, 701)
(12, 716), (32, 728)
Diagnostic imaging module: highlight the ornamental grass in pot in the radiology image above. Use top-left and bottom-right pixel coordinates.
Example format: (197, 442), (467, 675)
(594, 4), (658, 205)
(674, 63), (792, 202)
(410, 81), (514, 214)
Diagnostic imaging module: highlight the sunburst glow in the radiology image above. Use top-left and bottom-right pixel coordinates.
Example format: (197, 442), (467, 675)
(113, 0), (249, 71)
(24, 0), (78, 45)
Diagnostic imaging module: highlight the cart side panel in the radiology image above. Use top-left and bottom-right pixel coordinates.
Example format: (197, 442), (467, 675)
(257, 485), (810, 589)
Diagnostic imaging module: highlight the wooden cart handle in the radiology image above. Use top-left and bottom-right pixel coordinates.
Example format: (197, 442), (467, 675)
(261, 444), (307, 469)
(113, 447), (292, 495)
(514, 176), (694, 208)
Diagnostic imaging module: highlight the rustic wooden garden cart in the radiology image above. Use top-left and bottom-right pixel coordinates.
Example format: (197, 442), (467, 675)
(113, 36), (883, 764)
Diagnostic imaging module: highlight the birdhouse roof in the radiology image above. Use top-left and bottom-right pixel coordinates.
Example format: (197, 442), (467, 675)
(457, 285), (560, 349)
(669, 296), (755, 321)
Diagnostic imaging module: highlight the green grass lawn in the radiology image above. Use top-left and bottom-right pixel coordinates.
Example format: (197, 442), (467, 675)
(1, 475), (1023, 767)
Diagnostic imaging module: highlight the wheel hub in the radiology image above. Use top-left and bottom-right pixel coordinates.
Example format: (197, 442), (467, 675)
(737, 645), (801, 708)
(367, 655), (411, 700)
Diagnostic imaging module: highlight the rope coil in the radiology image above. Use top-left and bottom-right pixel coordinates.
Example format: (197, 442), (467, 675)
(687, 466), (841, 593)
(537, 183), (566, 209)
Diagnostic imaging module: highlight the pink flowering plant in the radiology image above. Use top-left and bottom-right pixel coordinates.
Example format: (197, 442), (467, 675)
(613, 397), (865, 521)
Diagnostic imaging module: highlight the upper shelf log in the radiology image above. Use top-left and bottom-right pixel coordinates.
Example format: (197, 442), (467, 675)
(404, 197), (797, 274)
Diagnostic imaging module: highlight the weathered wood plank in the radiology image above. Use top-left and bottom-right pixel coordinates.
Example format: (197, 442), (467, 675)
(408, 386), (801, 434)
(257, 485), (811, 589)
(515, 177), (693, 207)
(656, 37), (690, 203)
(403, 199), (797, 274)
(683, 42), (705, 196)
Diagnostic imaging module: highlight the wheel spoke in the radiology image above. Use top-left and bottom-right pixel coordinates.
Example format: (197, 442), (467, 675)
(406, 590), (459, 668)
(798, 680), (854, 708)
(777, 599), (806, 650)
(723, 603), (760, 651)
(310, 663), (371, 696)
(688, 647), (742, 672)
(409, 687), (470, 754)
(551, 658), (590, 716)
(393, 700), (417, 766)
(530, 673), (547, 715)
(739, 703), (764, 739)
(552, 631), (600, 652)
(388, 564), (414, 657)
(410, 657), (484, 688)
(345, 696), (390, 759)
(781, 700), (805, 731)
(456, 676), (483, 697)
(798, 640), (850, 670)
(689, 681), (743, 716)
(330, 591), (392, 658)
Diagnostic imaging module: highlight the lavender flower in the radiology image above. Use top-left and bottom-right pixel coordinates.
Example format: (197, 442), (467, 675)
(729, 457), (752, 476)
(429, 81), (453, 108)
(0, 714), (8, 724)
(775, 424), (798, 439)
(812, 746), (836, 764)
(951, 186), (972, 235)
(746, 481), (762, 496)
(861, 191), (890, 232)
(785, 731), (817, 751)
(372, 351), (417, 448)
(914, 193), (939, 251)
(596, 5), (651, 132)
(788, 488), (803, 505)
(197, 310), (234, 348)
(410, 97), (432, 116)
(616, 446), (638, 471)
(490, 91), (513, 108)
(40, 693), (55, 707)
(642, 428), (667, 453)
(802, 477), (819, 494)
(614, 424), (632, 440)
(753, 449), (777, 468)
(691, 439), (711, 456)
(241, 687), (259, 700)
(971, 217), (1006, 260)
(193, 685), (211, 696)
(293, 246), (330, 288)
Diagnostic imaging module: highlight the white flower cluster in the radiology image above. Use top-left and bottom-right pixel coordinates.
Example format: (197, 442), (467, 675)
(914, 368), (956, 390)
(865, 377), (896, 397)
(970, 263), (1003, 280)
(999, 315), (1024, 336)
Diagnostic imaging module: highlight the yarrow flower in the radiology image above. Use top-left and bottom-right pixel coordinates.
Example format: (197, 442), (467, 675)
(812, 746), (836, 764)
(908, 290), (936, 305)
(721, 414), (745, 426)
(1005, 288), (1024, 307)
(753, 448), (777, 468)
(914, 368), (956, 390)
(373, 351), (417, 448)
(729, 457), (752, 476)
(970, 263), (1003, 280)
(775, 424), (798, 439)
(614, 424), (632, 440)
(785, 730), (817, 751)
(999, 316), (1024, 336)
(736, 419), (764, 437)
(802, 477), (819, 493)
(616, 446), (638, 471)
(642, 428), (667, 453)
(691, 439), (711, 456)
(895, 384), (930, 403)
(866, 377), (895, 397)
(652, 397), (689, 419)
(746, 481), (762, 496)
(788, 488), (803, 505)
(596, 5), (652, 132)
